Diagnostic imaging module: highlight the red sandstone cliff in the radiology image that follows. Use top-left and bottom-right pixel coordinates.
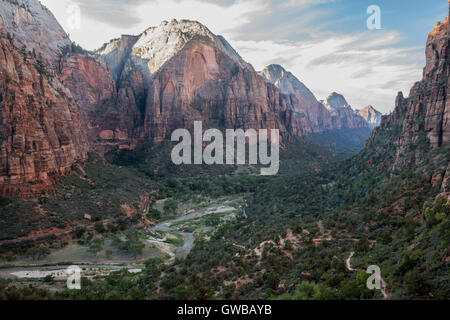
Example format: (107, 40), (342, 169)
(0, 0), (89, 196)
(366, 10), (450, 192)
(97, 20), (299, 143)
(259, 64), (332, 134)
(0, 33), (88, 196)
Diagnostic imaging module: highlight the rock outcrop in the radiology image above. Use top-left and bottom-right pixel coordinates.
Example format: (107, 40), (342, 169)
(260, 66), (371, 133)
(59, 53), (141, 152)
(0, 32), (89, 196)
(356, 105), (382, 128)
(321, 92), (369, 130)
(0, 0), (71, 68)
(322, 92), (349, 112)
(366, 7), (450, 192)
(0, 0), (89, 196)
(259, 64), (332, 134)
(98, 20), (298, 142)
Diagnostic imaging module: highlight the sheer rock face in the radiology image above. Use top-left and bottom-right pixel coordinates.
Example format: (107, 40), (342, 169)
(328, 106), (370, 130)
(59, 54), (141, 152)
(377, 16), (450, 150)
(259, 64), (332, 134)
(98, 35), (138, 82)
(366, 11), (450, 192)
(145, 38), (295, 142)
(322, 92), (349, 111)
(357, 106), (382, 128)
(421, 17), (450, 148)
(98, 20), (298, 143)
(0, 34), (88, 196)
(0, 0), (88, 196)
(0, 0), (71, 68)
(321, 92), (369, 130)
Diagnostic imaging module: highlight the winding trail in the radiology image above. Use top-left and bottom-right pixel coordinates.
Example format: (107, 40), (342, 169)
(346, 251), (355, 271)
(345, 251), (390, 299)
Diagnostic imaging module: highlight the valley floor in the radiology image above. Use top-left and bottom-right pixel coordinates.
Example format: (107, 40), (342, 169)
(0, 196), (244, 292)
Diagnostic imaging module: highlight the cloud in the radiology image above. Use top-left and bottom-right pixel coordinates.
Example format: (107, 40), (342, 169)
(71, 0), (146, 28)
(229, 31), (424, 113)
(282, 0), (335, 8)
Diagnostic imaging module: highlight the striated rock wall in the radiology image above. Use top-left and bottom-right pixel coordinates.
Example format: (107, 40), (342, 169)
(98, 21), (299, 143)
(145, 37), (296, 142)
(0, 34), (89, 196)
(366, 8), (450, 192)
(59, 53), (141, 152)
(259, 64), (333, 134)
(260, 66), (370, 133)
(0, 0), (71, 68)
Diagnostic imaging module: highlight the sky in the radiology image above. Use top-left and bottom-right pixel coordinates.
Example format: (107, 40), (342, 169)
(39, 0), (449, 114)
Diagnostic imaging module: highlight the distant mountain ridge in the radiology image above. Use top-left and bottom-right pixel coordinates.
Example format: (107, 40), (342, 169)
(259, 65), (372, 133)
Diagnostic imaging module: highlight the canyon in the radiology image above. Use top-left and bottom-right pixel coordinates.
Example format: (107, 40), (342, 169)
(0, 0), (381, 196)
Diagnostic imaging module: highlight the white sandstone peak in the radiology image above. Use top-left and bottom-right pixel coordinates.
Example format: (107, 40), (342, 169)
(131, 19), (253, 74)
(0, 0), (71, 66)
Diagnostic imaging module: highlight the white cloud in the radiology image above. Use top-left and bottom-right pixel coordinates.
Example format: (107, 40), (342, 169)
(230, 32), (424, 113)
(282, 0), (335, 8)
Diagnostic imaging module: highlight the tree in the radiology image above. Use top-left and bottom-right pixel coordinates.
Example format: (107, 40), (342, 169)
(26, 247), (50, 261)
(116, 230), (145, 259)
(94, 222), (106, 233)
(357, 235), (370, 252)
(274, 281), (335, 300)
(405, 269), (428, 297)
(263, 272), (280, 290)
(88, 238), (104, 256)
(163, 199), (178, 215)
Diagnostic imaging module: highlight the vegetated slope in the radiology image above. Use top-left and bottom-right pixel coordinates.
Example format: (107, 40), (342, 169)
(0, 153), (156, 242)
(306, 127), (373, 154)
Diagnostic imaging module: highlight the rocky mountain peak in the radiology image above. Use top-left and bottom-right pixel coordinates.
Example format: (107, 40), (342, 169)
(259, 64), (317, 99)
(259, 64), (287, 83)
(0, 0), (71, 67)
(322, 92), (350, 110)
(124, 19), (252, 74)
(356, 105), (382, 127)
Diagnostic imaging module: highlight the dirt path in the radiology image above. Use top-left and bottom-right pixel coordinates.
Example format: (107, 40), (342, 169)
(345, 251), (390, 299)
(346, 251), (356, 271)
